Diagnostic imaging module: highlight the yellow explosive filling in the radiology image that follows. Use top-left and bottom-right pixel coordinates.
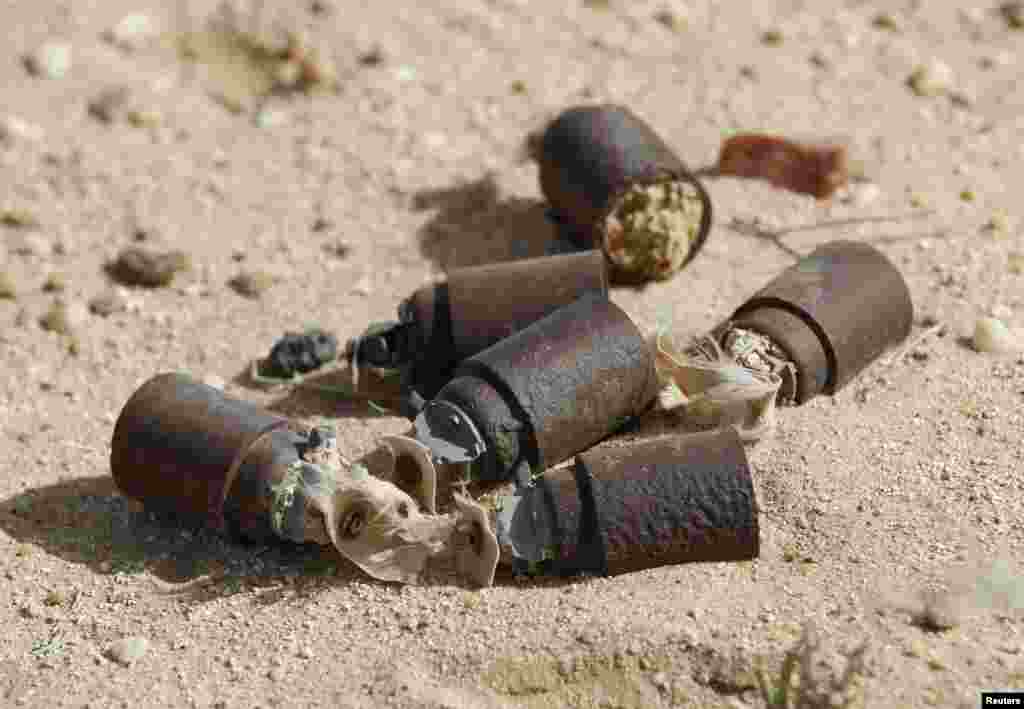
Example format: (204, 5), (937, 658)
(602, 180), (704, 281)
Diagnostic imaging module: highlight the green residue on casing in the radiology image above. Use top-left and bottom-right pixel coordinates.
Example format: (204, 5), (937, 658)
(604, 180), (704, 281)
(269, 462), (304, 537)
(491, 427), (519, 472)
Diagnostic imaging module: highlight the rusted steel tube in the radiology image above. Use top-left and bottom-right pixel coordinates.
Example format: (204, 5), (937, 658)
(430, 292), (661, 483)
(110, 374), (503, 587)
(494, 429), (759, 576)
(110, 372), (303, 538)
(536, 104), (713, 284)
(400, 250), (608, 400)
(716, 240), (913, 403)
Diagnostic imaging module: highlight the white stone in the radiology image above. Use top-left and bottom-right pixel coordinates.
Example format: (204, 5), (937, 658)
(26, 42), (72, 79)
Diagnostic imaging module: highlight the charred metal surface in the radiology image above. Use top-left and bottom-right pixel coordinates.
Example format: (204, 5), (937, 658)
(547, 429), (759, 577)
(399, 251), (609, 400)
(719, 240), (913, 402)
(438, 292), (660, 482)
(110, 372), (306, 537)
(537, 104), (713, 272)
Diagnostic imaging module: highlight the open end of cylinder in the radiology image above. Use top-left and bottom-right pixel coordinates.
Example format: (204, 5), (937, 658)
(601, 178), (707, 281)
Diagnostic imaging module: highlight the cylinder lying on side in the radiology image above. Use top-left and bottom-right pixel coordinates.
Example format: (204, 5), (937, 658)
(418, 291), (661, 485)
(398, 250), (608, 401)
(110, 373), (502, 587)
(536, 104), (713, 284)
(712, 240), (914, 404)
(110, 372), (300, 537)
(493, 428), (759, 576)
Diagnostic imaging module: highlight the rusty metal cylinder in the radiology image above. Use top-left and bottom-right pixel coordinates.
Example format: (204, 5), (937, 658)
(538, 429), (759, 576)
(719, 240), (913, 403)
(435, 292), (660, 482)
(110, 372), (310, 542)
(536, 104), (713, 283)
(400, 250), (608, 400)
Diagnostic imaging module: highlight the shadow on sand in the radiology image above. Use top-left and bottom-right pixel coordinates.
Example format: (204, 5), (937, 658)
(411, 172), (579, 271)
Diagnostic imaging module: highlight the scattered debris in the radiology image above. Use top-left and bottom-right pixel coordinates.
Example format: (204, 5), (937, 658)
(42, 273), (65, 293)
(259, 329), (340, 380)
(973, 317), (1019, 353)
(107, 246), (190, 287)
(88, 87), (132, 124)
(711, 133), (849, 199)
(654, 331), (782, 442)
(24, 42), (72, 79)
(653, 8), (683, 31)
(0, 271), (16, 299)
(106, 636), (150, 667)
(104, 14), (158, 51)
(88, 289), (129, 317)
(229, 270), (276, 298)
(907, 60), (954, 97)
(39, 299), (88, 335)
(357, 45), (386, 67)
(1000, 2), (1024, 29)
(254, 104), (289, 129)
(126, 108), (163, 128)
(756, 624), (868, 709)
(0, 114), (44, 144)
(177, 5), (340, 110)
(1, 207), (41, 228)
(872, 12), (901, 31)
(1009, 252), (1024, 275)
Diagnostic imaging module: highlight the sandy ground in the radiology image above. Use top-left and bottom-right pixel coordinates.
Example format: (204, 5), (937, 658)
(2, 1), (1024, 707)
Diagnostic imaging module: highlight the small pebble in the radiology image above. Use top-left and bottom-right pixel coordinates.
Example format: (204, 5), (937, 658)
(42, 273), (65, 293)
(761, 29), (784, 46)
(296, 646), (314, 660)
(653, 9), (684, 31)
(351, 275), (372, 296)
(106, 636), (149, 667)
(229, 270), (276, 298)
(40, 299), (88, 335)
(973, 317), (1018, 354)
(126, 108), (162, 128)
(0, 271), (16, 299)
(872, 12), (901, 31)
(105, 14), (157, 51)
(254, 106), (289, 129)
(108, 246), (190, 287)
(88, 289), (128, 317)
(848, 182), (881, 207)
(907, 60), (953, 97)
(25, 42), (72, 79)
(1, 207), (41, 228)
(358, 45), (386, 67)
(1000, 2), (1024, 29)
(263, 329), (339, 378)
(88, 87), (131, 124)
(1008, 252), (1024, 275)
(0, 115), (44, 143)
(274, 60), (303, 90)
